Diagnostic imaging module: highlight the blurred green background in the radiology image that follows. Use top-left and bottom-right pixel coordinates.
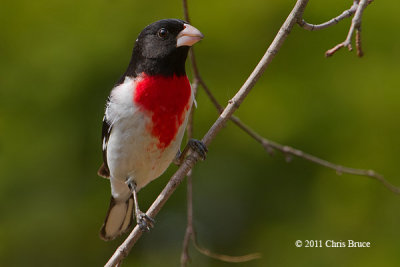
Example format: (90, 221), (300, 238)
(1, 0), (399, 266)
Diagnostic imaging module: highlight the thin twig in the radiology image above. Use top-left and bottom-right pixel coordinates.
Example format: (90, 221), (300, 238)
(180, 79), (196, 267)
(298, 1), (358, 31)
(356, 28), (363, 57)
(234, 120), (400, 195)
(180, 171), (194, 267)
(192, 238), (261, 263)
(105, 1), (309, 265)
(325, 0), (371, 57)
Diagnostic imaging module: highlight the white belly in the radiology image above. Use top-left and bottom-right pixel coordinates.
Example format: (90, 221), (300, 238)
(105, 77), (192, 199)
(107, 110), (188, 191)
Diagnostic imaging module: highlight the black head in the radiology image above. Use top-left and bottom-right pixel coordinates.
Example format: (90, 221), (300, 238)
(119, 19), (203, 82)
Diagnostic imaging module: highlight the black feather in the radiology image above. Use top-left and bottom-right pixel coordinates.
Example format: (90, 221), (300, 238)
(98, 101), (112, 178)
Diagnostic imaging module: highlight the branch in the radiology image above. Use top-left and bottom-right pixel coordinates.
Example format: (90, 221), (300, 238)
(298, 1), (358, 31)
(325, 0), (372, 57)
(105, 1), (309, 265)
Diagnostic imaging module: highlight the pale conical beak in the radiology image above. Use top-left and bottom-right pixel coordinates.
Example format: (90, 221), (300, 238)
(176, 24), (204, 47)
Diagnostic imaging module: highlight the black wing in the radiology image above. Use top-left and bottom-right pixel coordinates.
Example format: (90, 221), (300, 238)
(98, 103), (113, 178)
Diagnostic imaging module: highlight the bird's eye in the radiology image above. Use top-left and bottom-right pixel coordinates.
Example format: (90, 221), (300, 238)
(157, 28), (168, 38)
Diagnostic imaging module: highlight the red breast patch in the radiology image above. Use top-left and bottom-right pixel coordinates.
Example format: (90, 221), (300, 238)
(133, 74), (191, 149)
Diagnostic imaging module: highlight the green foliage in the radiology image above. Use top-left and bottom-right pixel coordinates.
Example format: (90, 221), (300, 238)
(1, 0), (399, 266)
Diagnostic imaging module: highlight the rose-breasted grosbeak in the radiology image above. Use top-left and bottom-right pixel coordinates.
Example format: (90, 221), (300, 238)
(98, 19), (206, 241)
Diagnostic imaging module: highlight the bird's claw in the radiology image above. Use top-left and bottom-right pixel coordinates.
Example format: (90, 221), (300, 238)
(188, 139), (208, 160)
(136, 211), (155, 232)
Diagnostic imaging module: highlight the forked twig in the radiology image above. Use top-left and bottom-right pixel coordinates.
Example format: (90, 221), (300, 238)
(325, 0), (372, 57)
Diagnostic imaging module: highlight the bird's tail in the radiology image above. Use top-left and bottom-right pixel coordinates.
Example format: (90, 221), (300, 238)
(99, 195), (134, 241)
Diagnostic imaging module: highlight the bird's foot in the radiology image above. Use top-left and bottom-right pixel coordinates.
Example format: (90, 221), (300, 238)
(136, 210), (155, 232)
(125, 177), (155, 231)
(173, 149), (183, 166)
(173, 139), (208, 165)
(188, 139), (208, 160)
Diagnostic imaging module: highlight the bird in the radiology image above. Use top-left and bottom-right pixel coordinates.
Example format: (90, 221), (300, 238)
(98, 19), (207, 241)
